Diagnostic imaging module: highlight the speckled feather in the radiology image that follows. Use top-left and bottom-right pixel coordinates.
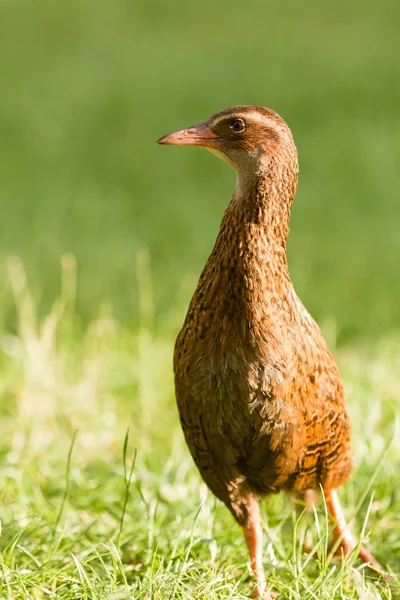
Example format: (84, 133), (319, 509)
(172, 106), (354, 527)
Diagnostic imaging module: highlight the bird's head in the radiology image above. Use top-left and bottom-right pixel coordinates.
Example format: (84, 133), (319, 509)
(157, 105), (297, 175)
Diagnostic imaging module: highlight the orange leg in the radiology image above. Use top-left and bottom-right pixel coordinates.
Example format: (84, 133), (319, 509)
(243, 502), (278, 599)
(324, 489), (389, 579)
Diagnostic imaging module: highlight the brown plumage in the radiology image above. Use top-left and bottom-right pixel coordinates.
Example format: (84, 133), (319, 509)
(157, 106), (386, 598)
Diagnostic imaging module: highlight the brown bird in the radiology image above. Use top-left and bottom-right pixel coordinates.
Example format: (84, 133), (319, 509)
(157, 106), (386, 598)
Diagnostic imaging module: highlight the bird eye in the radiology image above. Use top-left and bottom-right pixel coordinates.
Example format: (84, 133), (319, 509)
(229, 118), (246, 133)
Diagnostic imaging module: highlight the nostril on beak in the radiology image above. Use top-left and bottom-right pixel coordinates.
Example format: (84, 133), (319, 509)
(186, 128), (196, 135)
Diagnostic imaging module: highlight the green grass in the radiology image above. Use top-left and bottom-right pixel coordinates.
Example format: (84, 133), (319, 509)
(0, 0), (400, 597)
(0, 259), (399, 599)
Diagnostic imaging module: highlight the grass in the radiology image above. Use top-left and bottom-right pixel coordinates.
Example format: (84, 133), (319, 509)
(0, 258), (399, 599)
(0, 0), (399, 597)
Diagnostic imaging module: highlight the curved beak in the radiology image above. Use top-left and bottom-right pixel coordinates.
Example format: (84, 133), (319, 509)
(157, 122), (218, 148)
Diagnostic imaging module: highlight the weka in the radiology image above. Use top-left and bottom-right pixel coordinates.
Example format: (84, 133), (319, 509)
(157, 106), (385, 598)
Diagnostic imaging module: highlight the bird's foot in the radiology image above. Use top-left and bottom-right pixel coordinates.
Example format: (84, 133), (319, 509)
(303, 535), (391, 582)
(332, 533), (392, 582)
(249, 573), (278, 598)
(251, 585), (278, 599)
(324, 489), (392, 582)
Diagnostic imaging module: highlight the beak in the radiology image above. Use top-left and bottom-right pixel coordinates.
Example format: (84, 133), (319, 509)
(157, 122), (218, 148)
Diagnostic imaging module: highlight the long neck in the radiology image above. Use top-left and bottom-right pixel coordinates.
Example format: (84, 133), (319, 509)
(186, 153), (299, 342)
(219, 153), (298, 268)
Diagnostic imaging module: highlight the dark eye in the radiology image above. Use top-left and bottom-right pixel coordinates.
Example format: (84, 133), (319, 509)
(229, 118), (246, 133)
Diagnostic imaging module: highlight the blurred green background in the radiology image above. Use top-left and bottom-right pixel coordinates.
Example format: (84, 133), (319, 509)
(0, 0), (399, 343)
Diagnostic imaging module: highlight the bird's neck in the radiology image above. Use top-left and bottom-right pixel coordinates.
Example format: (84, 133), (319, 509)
(225, 153), (298, 260)
(188, 154), (299, 342)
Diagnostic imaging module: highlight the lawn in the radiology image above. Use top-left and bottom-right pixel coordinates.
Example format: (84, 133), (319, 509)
(0, 1), (399, 598)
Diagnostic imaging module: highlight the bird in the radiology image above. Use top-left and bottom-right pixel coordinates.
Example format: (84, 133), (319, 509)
(157, 106), (387, 598)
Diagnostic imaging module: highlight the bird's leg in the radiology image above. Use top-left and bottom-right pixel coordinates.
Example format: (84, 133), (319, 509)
(243, 501), (278, 599)
(324, 489), (388, 578)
